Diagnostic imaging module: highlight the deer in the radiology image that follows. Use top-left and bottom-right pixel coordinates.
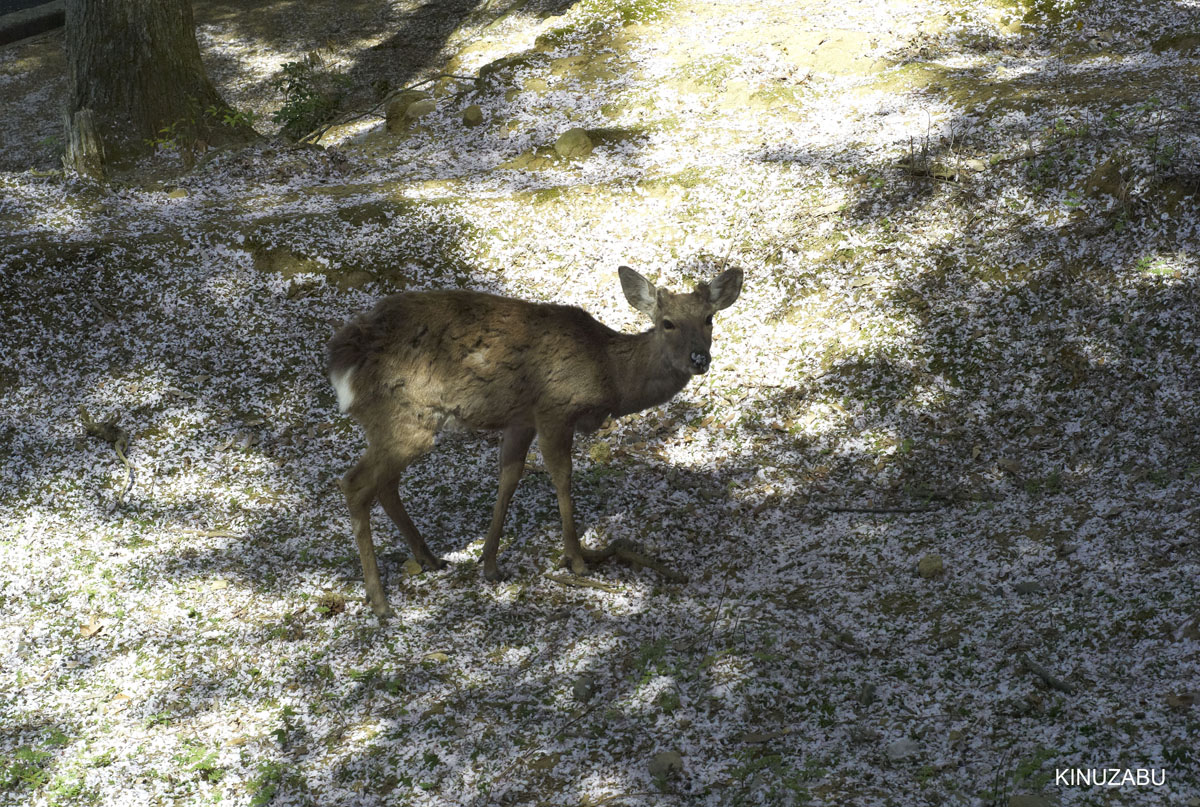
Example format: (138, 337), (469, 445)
(327, 264), (743, 617)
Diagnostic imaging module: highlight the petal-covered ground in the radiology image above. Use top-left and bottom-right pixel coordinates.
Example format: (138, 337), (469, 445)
(1, 0), (1197, 805)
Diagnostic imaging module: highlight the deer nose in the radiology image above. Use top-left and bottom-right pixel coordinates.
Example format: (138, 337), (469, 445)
(690, 350), (710, 373)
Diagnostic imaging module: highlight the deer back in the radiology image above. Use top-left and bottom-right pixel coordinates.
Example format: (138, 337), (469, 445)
(328, 290), (621, 431)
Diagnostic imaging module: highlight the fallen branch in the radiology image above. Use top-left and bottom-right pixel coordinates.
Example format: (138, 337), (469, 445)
(1018, 653), (1076, 694)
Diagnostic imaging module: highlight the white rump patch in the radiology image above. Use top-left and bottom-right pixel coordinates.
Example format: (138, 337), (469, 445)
(331, 366), (356, 412)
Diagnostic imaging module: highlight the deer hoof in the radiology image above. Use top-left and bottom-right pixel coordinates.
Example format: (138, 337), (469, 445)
(371, 600), (396, 619)
(483, 564), (507, 583)
(421, 555), (449, 571)
(564, 554), (588, 576)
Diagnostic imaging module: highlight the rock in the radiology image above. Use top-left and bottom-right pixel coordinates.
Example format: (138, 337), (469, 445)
(1008, 796), (1052, 807)
(1014, 580), (1043, 595)
(1086, 156), (1127, 197)
(461, 104), (484, 127)
(886, 738), (919, 761)
(554, 127), (593, 160)
(917, 554), (944, 579)
(857, 682), (877, 706)
(649, 750), (683, 778)
(336, 270), (374, 291)
(572, 673), (597, 703)
(402, 558), (424, 576)
(405, 99), (436, 120)
(166, 188), (188, 199)
(385, 91), (432, 132)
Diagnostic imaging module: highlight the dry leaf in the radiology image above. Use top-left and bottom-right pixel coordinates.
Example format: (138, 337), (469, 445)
(79, 616), (105, 639)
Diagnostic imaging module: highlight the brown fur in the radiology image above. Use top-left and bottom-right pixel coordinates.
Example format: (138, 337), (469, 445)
(329, 266), (742, 617)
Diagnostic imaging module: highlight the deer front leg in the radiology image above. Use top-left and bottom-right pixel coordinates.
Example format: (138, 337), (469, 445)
(537, 422), (590, 575)
(482, 426), (535, 582)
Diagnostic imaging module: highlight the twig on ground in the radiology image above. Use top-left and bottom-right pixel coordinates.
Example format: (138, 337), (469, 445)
(79, 406), (133, 508)
(1017, 653), (1077, 694)
(296, 72), (478, 145)
(544, 573), (622, 592)
(819, 614), (868, 657)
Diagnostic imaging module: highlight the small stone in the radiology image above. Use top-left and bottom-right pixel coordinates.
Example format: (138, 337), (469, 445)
(997, 457), (1022, 475)
(167, 188), (188, 198)
(917, 554), (944, 579)
(402, 558), (424, 576)
(649, 750), (683, 779)
(419, 701), (446, 719)
(849, 726), (880, 743)
(461, 104), (484, 127)
(554, 127), (593, 160)
(530, 752), (561, 771)
(857, 682), (877, 706)
(886, 738), (919, 761)
(1014, 580), (1043, 595)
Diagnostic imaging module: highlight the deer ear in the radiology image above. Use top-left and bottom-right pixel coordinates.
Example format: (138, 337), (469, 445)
(707, 267), (743, 310)
(619, 265), (658, 318)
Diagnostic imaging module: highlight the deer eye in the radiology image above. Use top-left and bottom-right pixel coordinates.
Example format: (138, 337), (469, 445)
(662, 319), (676, 330)
(705, 314), (714, 326)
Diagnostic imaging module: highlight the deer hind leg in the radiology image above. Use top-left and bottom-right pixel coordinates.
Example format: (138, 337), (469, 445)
(340, 449), (396, 618)
(341, 422), (437, 618)
(378, 478), (445, 572)
(373, 420), (442, 571)
(536, 422), (589, 575)
(481, 425), (535, 582)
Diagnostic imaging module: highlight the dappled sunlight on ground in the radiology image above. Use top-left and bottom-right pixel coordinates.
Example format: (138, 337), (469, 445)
(2, 0), (1199, 804)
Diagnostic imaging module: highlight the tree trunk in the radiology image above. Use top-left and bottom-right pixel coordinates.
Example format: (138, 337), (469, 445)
(63, 0), (256, 175)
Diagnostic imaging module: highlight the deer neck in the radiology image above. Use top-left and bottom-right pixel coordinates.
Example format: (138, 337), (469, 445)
(608, 330), (692, 417)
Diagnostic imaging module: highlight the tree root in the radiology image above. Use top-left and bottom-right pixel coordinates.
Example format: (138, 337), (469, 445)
(79, 406), (133, 507)
(583, 538), (689, 584)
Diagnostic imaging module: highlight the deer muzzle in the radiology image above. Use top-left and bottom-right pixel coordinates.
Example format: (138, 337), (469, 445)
(690, 350), (711, 374)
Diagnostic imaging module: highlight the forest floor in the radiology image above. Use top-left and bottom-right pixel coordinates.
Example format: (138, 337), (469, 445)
(1, 0), (1199, 805)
